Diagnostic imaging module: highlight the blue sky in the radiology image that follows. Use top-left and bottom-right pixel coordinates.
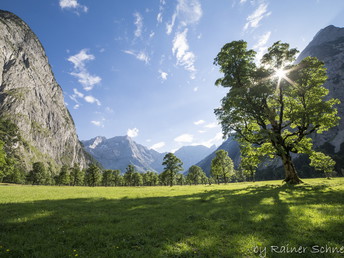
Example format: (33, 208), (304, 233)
(1, 0), (344, 152)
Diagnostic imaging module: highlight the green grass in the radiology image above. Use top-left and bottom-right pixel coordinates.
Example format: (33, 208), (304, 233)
(0, 178), (344, 257)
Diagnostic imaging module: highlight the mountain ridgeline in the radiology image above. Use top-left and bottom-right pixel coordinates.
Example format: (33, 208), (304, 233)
(82, 136), (215, 173)
(0, 10), (88, 172)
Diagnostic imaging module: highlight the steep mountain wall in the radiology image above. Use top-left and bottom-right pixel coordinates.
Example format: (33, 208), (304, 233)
(83, 136), (166, 173)
(0, 10), (88, 171)
(297, 25), (344, 153)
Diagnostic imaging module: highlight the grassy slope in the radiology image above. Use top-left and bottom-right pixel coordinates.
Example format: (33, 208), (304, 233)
(0, 178), (344, 257)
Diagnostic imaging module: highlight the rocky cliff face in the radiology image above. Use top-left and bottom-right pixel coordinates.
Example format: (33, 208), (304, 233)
(0, 10), (88, 171)
(82, 136), (166, 173)
(297, 25), (344, 153)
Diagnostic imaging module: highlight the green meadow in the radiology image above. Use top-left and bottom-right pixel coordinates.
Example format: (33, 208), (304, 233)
(1, 178), (344, 257)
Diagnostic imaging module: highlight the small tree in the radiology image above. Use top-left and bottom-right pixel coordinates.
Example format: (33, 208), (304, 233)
(124, 165), (136, 186)
(132, 172), (143, 186)
(70, 164), (84, 186)
(102, 169), (115, 186)
(187, 165), (206, 185)
(176, 173), (186, 185)
(211, 150), (234, 184)
(27, 162), (47, 185)
(162, 153), (183, 187)
(85, 164), (102, 187)
(310, 152), (336, 179)
(58, 165), (70, 186)
(112, 170), (122, 186)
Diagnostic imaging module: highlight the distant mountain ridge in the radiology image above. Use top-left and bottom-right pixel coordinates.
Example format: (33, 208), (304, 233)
(82, 136), (215, 173)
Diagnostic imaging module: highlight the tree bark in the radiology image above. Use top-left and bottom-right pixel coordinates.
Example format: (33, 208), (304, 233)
(281, 152), (303, 184)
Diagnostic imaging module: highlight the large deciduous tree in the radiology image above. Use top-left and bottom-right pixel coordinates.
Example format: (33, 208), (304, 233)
(214, 40), (340, 184)
(162, 153), (183, 187)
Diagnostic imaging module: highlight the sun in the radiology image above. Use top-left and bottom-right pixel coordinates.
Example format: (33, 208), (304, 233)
(274, 68), (287, 79)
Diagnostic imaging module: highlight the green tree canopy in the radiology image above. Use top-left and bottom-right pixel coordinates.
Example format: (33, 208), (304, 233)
(70, 164), (84, 186)
(27, 162), (47, 185)
(124, 164), (137, 186)
(162, 153), (183, 187)
(187, 165), (207, 185)
(58, 165), (70, 186)
(85, 164), (102, 187)
(211, 149), (234, 184)
(214, 40), (340, 184)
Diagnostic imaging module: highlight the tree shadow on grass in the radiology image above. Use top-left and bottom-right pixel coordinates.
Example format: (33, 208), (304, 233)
(0, 184), (343, 257)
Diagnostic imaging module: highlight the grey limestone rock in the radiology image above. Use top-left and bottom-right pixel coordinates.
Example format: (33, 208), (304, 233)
(0, 10), (88, 171)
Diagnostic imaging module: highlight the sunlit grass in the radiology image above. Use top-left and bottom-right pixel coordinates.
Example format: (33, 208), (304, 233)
(0, 178), (343, 257)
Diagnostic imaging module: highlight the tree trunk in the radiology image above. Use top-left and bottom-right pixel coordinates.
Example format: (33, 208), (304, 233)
(281, 152), (303, 184)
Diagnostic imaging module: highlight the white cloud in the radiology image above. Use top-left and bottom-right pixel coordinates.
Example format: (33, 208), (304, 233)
(134, 12), (143, 37)
(73, 104), (80, 110)
(165, 0), (202, 35)
(198, 130), (206, 134)
(70, 72), (101, 91)
(253, 31), (271, 61)
(166, 13), (177, 35)
(59, 0), (88, 13)
(84, 95), (101, 106)
(174, 133), (194, 143)
(157, 12), (163, 23)
(73, 88), (84, 98)
(159, 70), (168, 80)
(244, 3), (271, 31)
(177, 0), (203, 26)
(124, 50), (150, 64)
(68, 49), (101, 91)
(157, 0), (166, 24)
(172, 28), (196, 78)
(194, 119), (205, 125)
(68, 49), (94, 70)
(193, 87), (198, 92)
(127, 128), (139, 138)
(205, 122), (218, 128)
(193, 132), (223, 148)
(149, 31), (155, 38)
(150, 142), (166, 151)
(240, 0), (248, 4)
(91, 120), (103, 127)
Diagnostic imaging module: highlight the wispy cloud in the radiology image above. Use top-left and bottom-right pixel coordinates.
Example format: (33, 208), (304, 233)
(73, 88), (84, 98)
(124, 50), (150, 64)
(68, 49), (101, 91)
(73, 104), (80, 110)
(253, 31), (271, 61)
(205, 122), (218, 128)
(174, 133), (194, 143)
(150, 141), (166, 151)
(59, 0), (88, 14)
(243, 3), (271, 31)
(193, 132), (223, 148)
(134, 12), (143, 37)
(194, 119), (205, 125)
(172, 28), (196, 79)
(91, 120), (105, 127)
(127, 128), (139, 138)
(157, 0), (166, 24)
(84, 95), (101, 106)
(165, 0), (202, 35)
(177, 0), (202, 26)
(159, 70), (168, 81)
(166, 13), (177, 35)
